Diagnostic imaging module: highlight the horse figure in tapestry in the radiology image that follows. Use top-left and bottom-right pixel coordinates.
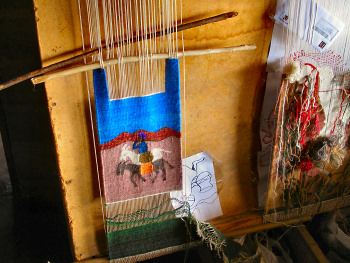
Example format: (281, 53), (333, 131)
(152, 158), (175, 183)
(116, 158), (175, 186)
(116, 162), (145, 187)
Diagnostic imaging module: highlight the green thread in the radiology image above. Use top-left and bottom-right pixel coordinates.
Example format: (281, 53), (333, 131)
(106, 198), (174, 220)
(104, 198), (229, 261)
(107, 217), (197, 260)
(106, 208), (182, 226)
(106, 198), (190, 227)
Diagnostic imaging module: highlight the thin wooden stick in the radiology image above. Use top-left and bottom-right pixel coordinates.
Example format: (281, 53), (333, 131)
(32, 45), (256, 84)
(224, 215), (312, 237)
(0, 12), (238, 91)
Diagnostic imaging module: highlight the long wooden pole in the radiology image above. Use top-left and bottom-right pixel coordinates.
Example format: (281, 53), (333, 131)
(32, 45), (256, 84)
(0, 12), (237, 90)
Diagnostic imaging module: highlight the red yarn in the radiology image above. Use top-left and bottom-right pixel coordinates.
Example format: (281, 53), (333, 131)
(295, 64), (320, 146)
(300, 159), (313, 173)
(300, 159), (313, 181)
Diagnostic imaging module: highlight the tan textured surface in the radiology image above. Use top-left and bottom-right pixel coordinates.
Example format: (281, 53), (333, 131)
(34, 0), (106, 260)
(34, 0), (276, 260)
(179, 0), (275, 215)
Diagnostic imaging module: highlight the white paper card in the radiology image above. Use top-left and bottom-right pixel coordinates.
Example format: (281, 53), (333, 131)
(170, 152), (223, 221)
(313, 5), (345, 52)
(274, 0), (345, 52)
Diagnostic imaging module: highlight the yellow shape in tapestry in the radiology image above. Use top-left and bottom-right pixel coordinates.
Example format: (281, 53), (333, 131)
(139, 151), (154, 163)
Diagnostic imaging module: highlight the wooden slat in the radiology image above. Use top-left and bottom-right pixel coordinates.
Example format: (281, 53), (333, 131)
(75, 258), (108, 263)
(286, 225), (329, 263)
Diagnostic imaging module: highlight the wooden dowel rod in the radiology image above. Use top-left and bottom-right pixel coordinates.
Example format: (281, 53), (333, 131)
(0, 11), (238, 91)
(31, 45), (256, 85)
(225, 215), (312, 237)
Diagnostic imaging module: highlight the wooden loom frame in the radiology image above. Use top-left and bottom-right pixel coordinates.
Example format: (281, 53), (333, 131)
(29, 0), (338, 261)
(265, 76), (350, 220)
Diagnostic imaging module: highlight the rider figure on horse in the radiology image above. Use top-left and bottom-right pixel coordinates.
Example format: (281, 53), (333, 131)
(133, 132), (154, 164)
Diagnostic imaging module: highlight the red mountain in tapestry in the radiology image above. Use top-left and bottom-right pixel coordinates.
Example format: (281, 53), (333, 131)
(100, 127), (181, 150)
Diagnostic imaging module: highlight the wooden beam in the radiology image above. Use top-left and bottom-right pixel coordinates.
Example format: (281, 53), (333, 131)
(0, 12), (238, 90)
(31, 45), (256, 84)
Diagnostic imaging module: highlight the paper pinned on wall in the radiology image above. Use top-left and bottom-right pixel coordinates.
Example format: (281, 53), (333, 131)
(171, 152), (223, 222)
(275, 0), (345, 52)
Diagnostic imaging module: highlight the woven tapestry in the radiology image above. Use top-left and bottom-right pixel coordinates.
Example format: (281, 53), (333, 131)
(93, 58), (182, 203)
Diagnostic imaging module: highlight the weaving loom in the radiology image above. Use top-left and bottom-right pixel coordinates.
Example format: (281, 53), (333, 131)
(1, 0), (349, 260)
(261, 0), (350, 222)
(81, 1), (192, 260)
(76, 0), (240, 261)
(12, 0), (283, 260)
(6, 0), (350, 260)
